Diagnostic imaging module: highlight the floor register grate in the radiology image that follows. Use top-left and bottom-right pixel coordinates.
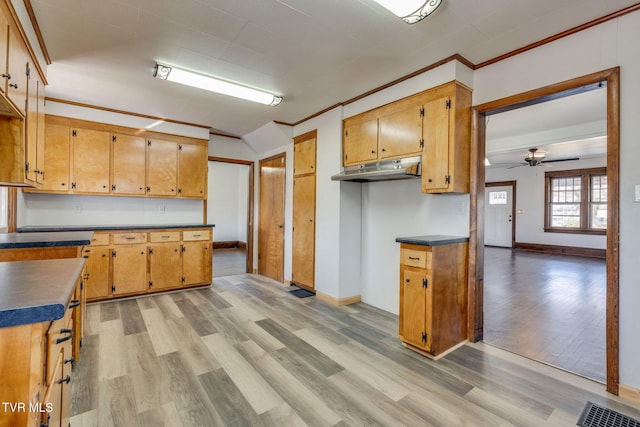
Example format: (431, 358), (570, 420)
(578, 402), (640, 427)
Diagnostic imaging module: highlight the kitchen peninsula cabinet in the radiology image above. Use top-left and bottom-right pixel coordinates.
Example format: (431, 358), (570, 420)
(0, 258), (85, 427)
(396, 235), (468, 358)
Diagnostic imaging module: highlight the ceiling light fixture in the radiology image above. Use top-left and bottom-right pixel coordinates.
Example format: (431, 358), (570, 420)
(153, 63), (283, 106)
(372, 0), (443, 24)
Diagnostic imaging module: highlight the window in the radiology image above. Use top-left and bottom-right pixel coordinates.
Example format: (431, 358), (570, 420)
(489, 190), (508, 205)
(544, 167), (606, 234)
(0, 187), (7, 232)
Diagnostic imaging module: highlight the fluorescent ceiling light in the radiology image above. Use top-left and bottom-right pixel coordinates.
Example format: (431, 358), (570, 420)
(153, 63), (282, 106)
(372, 0), (443, 24)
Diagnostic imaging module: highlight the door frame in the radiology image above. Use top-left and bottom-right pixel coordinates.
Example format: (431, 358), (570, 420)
(258, 152), (286, 282)
(484, 181), (516, 248)
(208, 156), (255, 274)
(469, 67), (620, 394)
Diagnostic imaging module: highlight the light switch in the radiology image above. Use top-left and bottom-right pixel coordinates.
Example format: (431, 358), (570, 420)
(635, 185), (640, 202)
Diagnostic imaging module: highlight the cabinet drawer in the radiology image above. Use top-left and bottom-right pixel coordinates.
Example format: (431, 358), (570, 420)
(400, 247), (431, 269)
(111, 232), (147, 244)
(89, 233), (110, 246)
(149, 231), (181, 242)
(182, 230), (211, 241)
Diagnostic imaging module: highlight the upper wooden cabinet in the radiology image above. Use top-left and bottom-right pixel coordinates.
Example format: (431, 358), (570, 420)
(71, 127), (111, 193)
(343, 117), (378, 166)
(28, 115), (209, 199)
(177, 143), (207, 198)
(111, 133), (146, 195)
(341, 81), (471, 193)
(293, 130), (317, 176)
(421, 82), (471, 194)
(146, 138), (177, 196)
(41, 121), (70, 192)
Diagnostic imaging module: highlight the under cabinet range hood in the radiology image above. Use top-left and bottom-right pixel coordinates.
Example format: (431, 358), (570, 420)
(331, 156), (421, 182)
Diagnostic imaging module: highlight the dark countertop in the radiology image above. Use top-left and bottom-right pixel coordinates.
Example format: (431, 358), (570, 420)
(17, 223), (215, 232)
(0, 258), (85, 328)
(0, 231), (93, 250)
(395, 235), (469, 246)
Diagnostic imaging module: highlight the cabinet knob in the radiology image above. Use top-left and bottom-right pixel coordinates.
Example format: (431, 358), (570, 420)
(9, 83), (17, 89)
(405, 278), (410, 283)
(371, 150), (375, 154)
(1, 73), (10, 79)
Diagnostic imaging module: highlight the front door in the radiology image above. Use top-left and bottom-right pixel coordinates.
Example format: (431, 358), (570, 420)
(258, 153), (286, 282)
(484, 183), (515, 247)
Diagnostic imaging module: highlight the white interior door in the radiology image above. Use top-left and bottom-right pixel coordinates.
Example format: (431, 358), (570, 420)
(485, 185), (513, 247)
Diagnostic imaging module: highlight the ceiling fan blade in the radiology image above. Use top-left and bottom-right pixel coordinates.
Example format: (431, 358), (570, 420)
(541, 157), (580, 163)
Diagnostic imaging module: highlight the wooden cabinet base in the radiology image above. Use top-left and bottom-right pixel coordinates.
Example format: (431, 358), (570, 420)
(401, 340), (467, 361)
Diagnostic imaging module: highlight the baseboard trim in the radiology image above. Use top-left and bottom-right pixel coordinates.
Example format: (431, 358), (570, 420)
(213, 241), (247, 250)
(316, 292), (361, 306)
(619, 384), (640, 404)
(514, 242), (606, 259)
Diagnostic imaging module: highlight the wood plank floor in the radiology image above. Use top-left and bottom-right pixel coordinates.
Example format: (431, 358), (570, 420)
(484, 247), (606, 383)
(213, 248), (247, 277)
(70, 273), (640, 427)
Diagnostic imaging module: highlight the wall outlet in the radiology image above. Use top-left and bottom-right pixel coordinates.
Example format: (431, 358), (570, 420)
(73, 204), (82, 214)
(635, 184), (640, 202)
(158, 204), (166, 214)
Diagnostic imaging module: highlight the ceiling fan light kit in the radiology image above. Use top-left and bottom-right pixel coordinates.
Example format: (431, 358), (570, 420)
(153, 63), (283, 106)
(525, 147), (546, 166)
(372, 0), (443, 24)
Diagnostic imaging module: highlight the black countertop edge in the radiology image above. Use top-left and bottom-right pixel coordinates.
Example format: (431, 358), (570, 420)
(395, 235), (470, 246)
(0, 231), (93, 250)
(17, 224), (215, 232)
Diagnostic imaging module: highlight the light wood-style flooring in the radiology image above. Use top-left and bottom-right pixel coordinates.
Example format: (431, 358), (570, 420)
(70, 273), (640, 427)
(484, 247), (606, 383)
(213, 248), (247, 277)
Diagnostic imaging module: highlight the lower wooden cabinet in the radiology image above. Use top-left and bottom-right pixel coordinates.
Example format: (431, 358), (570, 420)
(398, 241), (468, 358)
(83, 226), (213, 302)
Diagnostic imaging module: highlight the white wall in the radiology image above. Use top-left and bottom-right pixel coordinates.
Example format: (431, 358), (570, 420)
(473, 12), (640, 390)
(486, 157), (607, 250)
(207, 161), (249, 242)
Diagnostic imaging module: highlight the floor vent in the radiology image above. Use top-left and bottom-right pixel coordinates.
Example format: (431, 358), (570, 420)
(578, 402), (640, 427)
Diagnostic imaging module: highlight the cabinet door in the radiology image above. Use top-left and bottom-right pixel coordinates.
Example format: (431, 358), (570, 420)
(71, 128), (110, 193)
(147, 138), (178, 196)
(25, 62), (38, 183)
(149, 243), (182, 290)
(41, 123), (70, 192)
(343, 118), (378, 166)
(0, 13), (8, 91)
(294, 135), (316, 176)
(41, 353), (63, 427)
(378, 103), (423, 159)
(111, 133), (146, 195)
(422, 97), (451, 192)
(292, 175), (315, 289)
(182, 241), (211, 285)
(6, 26), (28, 115)
(111, 245), (147, 296)
(177, 143), (207, 198)
(400, 268), (430, 351)
(36, 78), (46, 184)
(83, 246), (110, 301)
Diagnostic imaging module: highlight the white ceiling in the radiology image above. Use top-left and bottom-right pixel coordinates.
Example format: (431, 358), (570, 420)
(30, 0), (634, 138)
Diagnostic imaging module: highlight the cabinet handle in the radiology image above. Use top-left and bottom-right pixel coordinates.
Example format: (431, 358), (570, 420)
(125, 236), (136, 240)
(408, 256), (420, 261)
(64, 357), (75, 365)
(69, 299), (81, 309)
(56, 329), (73, 344)
(57, 375), (71, 385)
(9, 83), (17, 89)
(1, 73), (10, 79)
(161, 235), (170, 239)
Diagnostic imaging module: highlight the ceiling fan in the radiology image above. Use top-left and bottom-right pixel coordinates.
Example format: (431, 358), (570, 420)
(510, 147), (580, 168)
